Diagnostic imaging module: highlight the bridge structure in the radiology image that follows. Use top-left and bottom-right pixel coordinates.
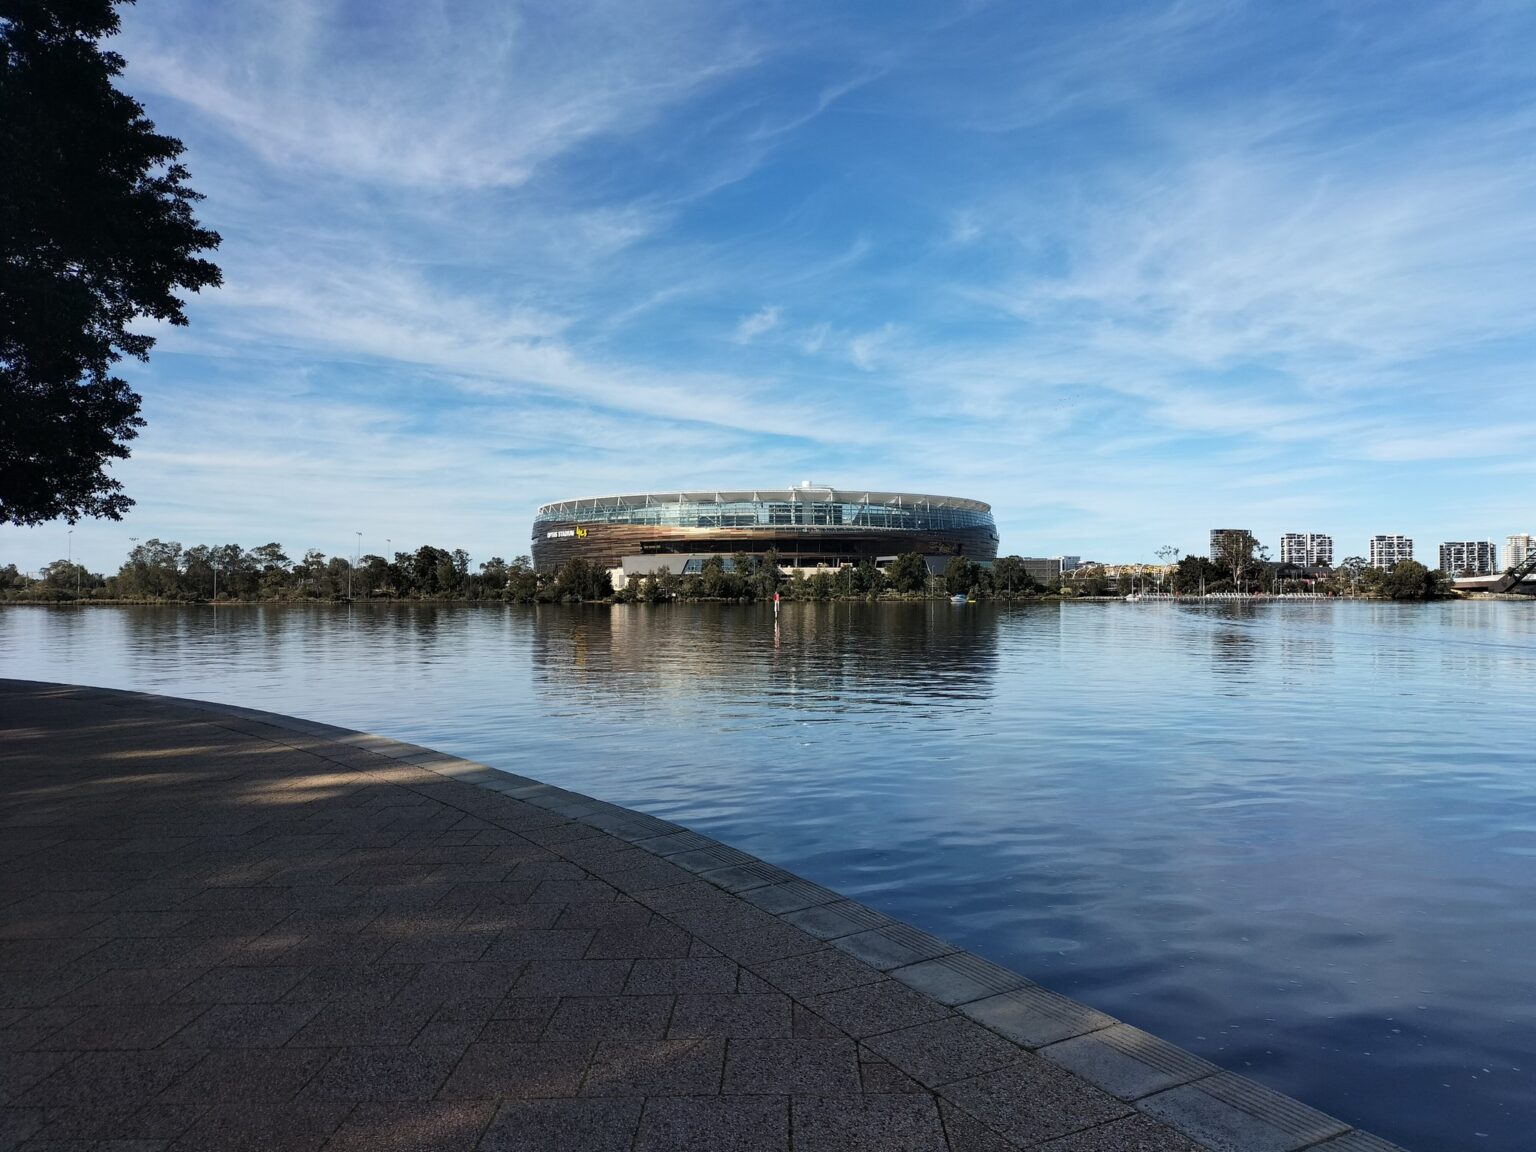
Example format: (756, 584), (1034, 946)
(1450, 552), (1536, 595)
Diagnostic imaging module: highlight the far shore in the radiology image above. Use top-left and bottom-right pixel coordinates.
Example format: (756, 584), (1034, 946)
(0, 591), (1487, 607)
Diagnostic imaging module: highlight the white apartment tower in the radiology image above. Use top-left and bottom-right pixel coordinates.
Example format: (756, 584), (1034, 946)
(1279, 533), (1333, 567)
(1209, 529), (1256, 564)
(1438, 541), (1498, 576)
(1506, 534), (1534, 570)
(1369, 535), (1414, 569)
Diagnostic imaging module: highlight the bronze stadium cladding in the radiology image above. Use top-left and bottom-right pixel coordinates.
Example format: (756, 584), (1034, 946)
(530, 489), (998, 572)
(532, 521), (998, 570)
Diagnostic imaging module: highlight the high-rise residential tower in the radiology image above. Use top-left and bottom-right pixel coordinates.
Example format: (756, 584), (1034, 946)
(1438, 541), (1498, 576)
(1209, 528), (1257, 565)
(1369, 535), (1414, 569)
(1279, 533), (1333, 567)
(1506, 534), (1534, 570)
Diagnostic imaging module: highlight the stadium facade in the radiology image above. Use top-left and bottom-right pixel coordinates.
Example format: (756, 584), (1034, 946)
(532, 483), (997, 576)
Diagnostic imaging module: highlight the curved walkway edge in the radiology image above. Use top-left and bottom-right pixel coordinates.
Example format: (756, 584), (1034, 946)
(0, 679), (1406, 1152)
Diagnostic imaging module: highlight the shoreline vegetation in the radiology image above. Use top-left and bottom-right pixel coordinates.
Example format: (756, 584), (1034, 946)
(3, 538), (1470, 605)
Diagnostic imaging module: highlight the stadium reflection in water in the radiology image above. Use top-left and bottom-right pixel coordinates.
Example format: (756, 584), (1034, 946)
(530, 601), (1000, 710)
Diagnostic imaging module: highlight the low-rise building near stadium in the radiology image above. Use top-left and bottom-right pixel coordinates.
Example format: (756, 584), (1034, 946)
(531, 483), (998, 580)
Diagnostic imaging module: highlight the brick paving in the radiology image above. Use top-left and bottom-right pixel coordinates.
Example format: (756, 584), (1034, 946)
(0, 680), (1406, 1152)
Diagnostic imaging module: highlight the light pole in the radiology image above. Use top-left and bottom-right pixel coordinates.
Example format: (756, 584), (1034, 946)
(68, 529), (78, 595)
(350, 531), (361, 599)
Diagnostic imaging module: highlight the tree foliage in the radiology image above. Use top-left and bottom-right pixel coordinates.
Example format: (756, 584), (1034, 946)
(944, 557), (980, 595)
(1, 0), (221, 525)
(2, 541), (1075, 604)
(552, 557), (612, 603)
(1, 540), (553, 602)
(1380, 559), (1444, 601)
(885, 552), (929, 594)
(989, 556), (1037, 598)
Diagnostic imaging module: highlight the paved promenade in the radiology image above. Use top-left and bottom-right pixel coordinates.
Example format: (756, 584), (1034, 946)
(0, 680), (1403, 1152)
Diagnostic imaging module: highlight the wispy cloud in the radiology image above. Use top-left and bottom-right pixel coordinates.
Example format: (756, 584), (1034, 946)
(734, 306), (781, 343)
(116, 0), (761, 190)
(848, 324), (897, 371)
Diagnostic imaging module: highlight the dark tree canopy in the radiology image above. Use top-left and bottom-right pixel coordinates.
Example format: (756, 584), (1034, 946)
(0, 0), (220, 525)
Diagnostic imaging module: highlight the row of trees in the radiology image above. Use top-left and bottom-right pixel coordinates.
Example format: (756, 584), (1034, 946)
(1, 540), (542, 603)
(1, 540), (1058, 604)
(613, 552), (1052, 604)
(1098, 547), (1455, 600)
(2, 537), (1464, 604)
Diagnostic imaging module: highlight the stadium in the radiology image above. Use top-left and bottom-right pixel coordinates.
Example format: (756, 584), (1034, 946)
(531, 483), (997, 578)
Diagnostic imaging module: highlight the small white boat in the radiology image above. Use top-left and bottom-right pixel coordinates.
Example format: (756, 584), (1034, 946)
(951, 593), (969, 604)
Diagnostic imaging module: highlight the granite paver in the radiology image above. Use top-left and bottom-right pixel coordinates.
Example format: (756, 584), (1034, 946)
(865, 1015), (1027, 1087)
(0, 681), (1410, 1152)
(479, 1098), (640, 1152)
(634, 1094), (787, 1152)
(793, 1093), (949, 1151)
(667, 993), (792, 1038)
(581, 1037), (726, 1096)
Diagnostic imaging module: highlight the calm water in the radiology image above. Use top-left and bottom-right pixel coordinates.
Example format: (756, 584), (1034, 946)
(3, 600), (1533, 1150)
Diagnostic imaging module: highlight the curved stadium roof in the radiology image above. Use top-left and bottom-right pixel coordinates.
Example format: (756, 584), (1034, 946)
(536, 486), (991, 517)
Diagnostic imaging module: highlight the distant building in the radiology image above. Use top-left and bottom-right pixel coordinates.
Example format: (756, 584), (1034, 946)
(1369, 535), (1414, 569)
(1010, 556), (1086, 583)
(1279, 533), (1333, 567)
(1439, 541), (1498, 576)
(1017, 557), (1063, 583)
(1209, 528), (1257, 565)
(1506, 534), (1535, 571)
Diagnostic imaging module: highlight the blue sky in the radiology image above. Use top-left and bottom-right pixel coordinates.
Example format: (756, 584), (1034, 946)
(8, 0), (1536, 574)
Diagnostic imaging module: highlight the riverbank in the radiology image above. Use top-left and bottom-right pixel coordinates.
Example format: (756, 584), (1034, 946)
(0, 679), (1405, 1151)
(0, 590), (1466, 606)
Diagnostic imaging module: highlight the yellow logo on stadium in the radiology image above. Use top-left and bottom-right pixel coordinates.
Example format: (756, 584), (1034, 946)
(575, 526), (588, 537)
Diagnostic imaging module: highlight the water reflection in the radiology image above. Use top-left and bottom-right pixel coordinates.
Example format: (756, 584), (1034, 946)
(531, 602), (1000, 712)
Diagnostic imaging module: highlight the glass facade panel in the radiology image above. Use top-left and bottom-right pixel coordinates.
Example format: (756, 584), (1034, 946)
(534, 496), (995, 535)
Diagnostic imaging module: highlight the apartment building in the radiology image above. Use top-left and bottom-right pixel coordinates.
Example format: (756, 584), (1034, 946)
(1209, 528), (1256, 565)
(1506, 534), (1534, 571)
(1369, 535), (1414, 569)
(1438, 541), (1498, 576)
(1278, 533), (1333, 567)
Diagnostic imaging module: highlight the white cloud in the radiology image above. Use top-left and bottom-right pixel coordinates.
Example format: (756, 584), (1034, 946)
(734, 306), (781, 343)
(848, 324), (897, 371)
(116, 0), (760, 189)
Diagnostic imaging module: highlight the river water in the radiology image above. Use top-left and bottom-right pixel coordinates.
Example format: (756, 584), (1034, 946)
(2, 600), (1532, 1150)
